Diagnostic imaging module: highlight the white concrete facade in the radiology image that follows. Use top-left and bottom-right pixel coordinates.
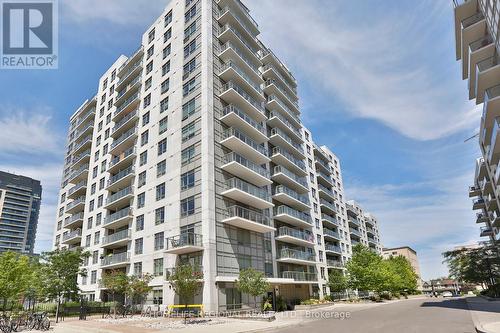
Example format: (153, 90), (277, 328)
(52, 0), (383, 311)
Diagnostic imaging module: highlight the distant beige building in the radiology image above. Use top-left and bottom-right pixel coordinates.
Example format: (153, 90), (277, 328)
(382, 246), (422, 290)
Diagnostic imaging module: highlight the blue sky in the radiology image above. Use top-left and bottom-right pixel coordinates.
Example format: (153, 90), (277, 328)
(0, 0), (482, 280)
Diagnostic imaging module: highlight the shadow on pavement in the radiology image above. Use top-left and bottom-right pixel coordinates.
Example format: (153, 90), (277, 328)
(421, 298), (500, 314)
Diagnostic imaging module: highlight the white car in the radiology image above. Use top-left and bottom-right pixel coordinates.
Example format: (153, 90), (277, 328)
(442, 291), (453, 297)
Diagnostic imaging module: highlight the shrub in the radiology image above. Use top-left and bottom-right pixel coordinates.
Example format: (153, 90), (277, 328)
(380, 292), (392, 300)
(323, 295), (332, 302)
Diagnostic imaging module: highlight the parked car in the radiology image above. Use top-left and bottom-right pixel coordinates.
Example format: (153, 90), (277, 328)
(442, 291), (453, 298)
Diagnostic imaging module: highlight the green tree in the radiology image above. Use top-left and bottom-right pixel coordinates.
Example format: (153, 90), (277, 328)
(236, 268), (270, 310)
(168, 264), (203, 322)
(443, 246), (499, 287)
(0, 251), (32, 311)
(328, 269), (348, 293)
(346, 244), (390, 294)
(40, 249), (89, 322)
(386, 255), (418, 293)
(128, 273), (153, 310)
(101, 271), (129, 318)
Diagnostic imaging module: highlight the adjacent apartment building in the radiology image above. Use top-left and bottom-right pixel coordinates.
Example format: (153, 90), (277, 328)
(382, 246), (422, 289)
(0, 171), (42, 254)
(453, 0), (500, 241)
(52, 0), (382, 311)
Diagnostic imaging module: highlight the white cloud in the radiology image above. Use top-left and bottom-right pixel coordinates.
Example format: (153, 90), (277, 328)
(246, 0), (479, 141)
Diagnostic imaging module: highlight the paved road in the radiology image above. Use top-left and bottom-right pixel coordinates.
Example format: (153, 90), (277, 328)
(270, 297), (476, 333)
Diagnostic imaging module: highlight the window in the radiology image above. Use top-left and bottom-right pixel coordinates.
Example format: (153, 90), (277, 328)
(139, 151), (148, 166)
(157, 160), (167, 177)
(145, 77), (152, 91)
(162, 61), (170, 76)
(163, 28), (172, 42)
(143, 94), (151, 108)
(153, 258), (163, 276)
(184, 21), (197, 40)
(159, 116), (168, 134)
(183, 77), (197, 96)
(181, 121), (196, 142)
(164, 10), (172, 26)
(87, 217), (93, 230)
(91, 271), (97, 284)
(182, 98), (197, 120)
(184, 39), (197, 58)
(181, 170), (195, 190)
(180, 196), (195, 216)
(99, 178), (105, 190)
(158, 138), (167, 155)
(89, 200), (95, 212)
(136, 215), (144, 231)
(134, 262), (142, 276)
(97, 195), (103, 207)
(185, 5), (196, 23)
(155, 207), (165, 225)
(181, 145), (196, 165)
(148, 28), (155, 43)
(138, 171), (146, 188)
(94, 231), (100, 245)
(135, 238), (143, 255)
(96, 213), (102, 226)
(147, 45), (154, 59)
(137, 192), (145, 208)
(161, 78), (170, 94)
(142, 112), (150, 126)
(85, 235), (91, 247)
(111, 70), (116, 82)
(141, 130), (149, 146)
(156, 183), (166, 200)
(183, 58), (196, 77)
(163, 44), (171, 59)
(92, 251), (98, 264)
(160, 97), (169, 113)
(92, 166), (98, 178)
(154, 232), (164, 251)
(146, 61), (153, 74)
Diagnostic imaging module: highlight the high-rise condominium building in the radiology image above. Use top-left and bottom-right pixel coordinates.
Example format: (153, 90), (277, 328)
(52, 0), (382, 310)
(345, 201), (382, 254)
(453, 0), (500, 242)
(0, 171), (42, 254)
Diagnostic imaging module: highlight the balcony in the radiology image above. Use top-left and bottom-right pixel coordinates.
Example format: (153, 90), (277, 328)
(480, 226), (493, 237)
(221, 205), (275, 233)
(327, 260), (344, 269)
(367, 237), (377, 245)
(318, 183), (336, 201)
(323, 228), (341, 241)
(219, 42), (262, 84)
(262, 63), (298, 98)
(221, 152), (271, 187)
(315, 157), (331, 174)
(260, 49), (297, 89)
(476, 212), (489, 224)
(366, 226), (376, 236)
(264, 80), (299, 114)
(269, 128), (305, 159)
(221, 105), (267, 143)
(322, 214), (340, 228)
(64, 212), (84, 229)
(468, 35), (495, 99)
(217, 2), (259, 37)
(68, 164), (89, 184)
(74, 107), (96, 132)
(109, 147), (137, 173)
(469, 185), (482, 197)
(72, 135), (92, 155)
(481, 84), (500, 148)
(221, 178), (273, 209)
(348, 218), (361, 227)
(104, 186), (134, 210)
(113, 92), (141, 121)
(472, 198), (486, 210)
(486, 193), (498, 211)
(116, 57), (143, 90)
(281, 271), (317, 282)
(102, 229), (131, 248)
(272, 185), (310, 211)
(271, 147), (307, 176)
(74, 121), (94, 142)
(104, 207), (133, 229)
(109, 127), (138, 155)
(271, 166), (308, 194)
(218, 24), (259, 64)
(317, 170), (334, 187)
(219, 61), (263, 101)
(165, 233), (204, 254)
(488, 118), (500, 165)
(219, 81), (266, 122)
(277, 248), (316, 265)
(71, 149), (91, 169)
(111, 109), (139, 139)
(275, 226), (315, 247)
(273, 205), (312, 228)
(453, 0), (478, 60)
(115, 75), (142, 108)
(221, 128), (270, 164)
(62, 229), (82, 245)
(459, 11), (486, 79)
(65, 197), (86, 214)
(107, 166), (135, 192)
(325, 243), (342, 255)
(266, 95), (301, 129)
(349, 228), (362, 238)
(267, 111), (302, 143)
(476, 54), (500, 104)
(101, 252), (130, 269)
(320, 198), (337, 215)
(67, 181), (87, 199)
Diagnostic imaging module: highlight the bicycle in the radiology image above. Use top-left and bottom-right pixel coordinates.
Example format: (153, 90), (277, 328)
(30, 312), (50, 331)
(0, 314), (12, 333)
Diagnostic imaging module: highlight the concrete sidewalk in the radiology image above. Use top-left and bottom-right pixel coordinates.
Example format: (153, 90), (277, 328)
(465, 296), (500, 333)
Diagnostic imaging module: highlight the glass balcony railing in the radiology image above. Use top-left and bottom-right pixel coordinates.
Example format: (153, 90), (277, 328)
(73, 135), (92, 152)
(317, 170), (333, 182)
(268, 111), (302, 139)
(72, 149), (91, 164)
(322, 214), (339, 226)
(106, 186), (134, 205)
(274, 205), (312, 224)
(267, 95), (301, 125)
(116, 76), (141, 100)
(115, 92), (140, 116)
(222, 105), (266, 135)
(75, 108), (95, 127)
(225, 205), (271, 227)
(109, 147), (136, 168)
(477, 54), (500, 72)
(101, 252), (130, 266)
(219, 6), (257, 40)
(281, 271), (317, 281)
(63, 229), (81, 241)
(325, 244), (342, 253)
(274, 185), (310, 206)
(111, 127), (137, 150)
(462, 12), (484, 29)
(272, 166), (308, 188)
(278, 248), (316, 262)
(277, 226), (314, 243)
(104, 207), (132, 226)
(272, 147), (306, 170)
(262, 64), (298, 95)
(108, 166), (135, 187)
(270, 128), (304, 154)
(117, 59), (142, 85)
(327, 260), (344, 268)
(222, 81), (265, 114)
(225, 178), (271, 202)
(316, 156), (331, 171)
(488, 118), (500, 162)
(112, 110), (138, 134)
(66, 197), (85, 210)
(324, 228), (340, 239)
(470, 35), (494, 53)
(260, 49), (297, 84)
(64, 212), (84, 226)
(221, 61), (262, 93)
(318, 184), (335, 197)
(102, 229), (131, 245)
(68, 164), (89, 181)
(349, 228), (362, 237)
(218, 24), (258, 56)
(265, 79), (299, 109)
(223, 128), (268, 156)
(485, 84), (500, 106)
(68, 181), (87, 196)
(224, 152), (270, 178)
(220, 42), (260, 75)
(320, 198), (336, 211)
(166, 233), (203, 250)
